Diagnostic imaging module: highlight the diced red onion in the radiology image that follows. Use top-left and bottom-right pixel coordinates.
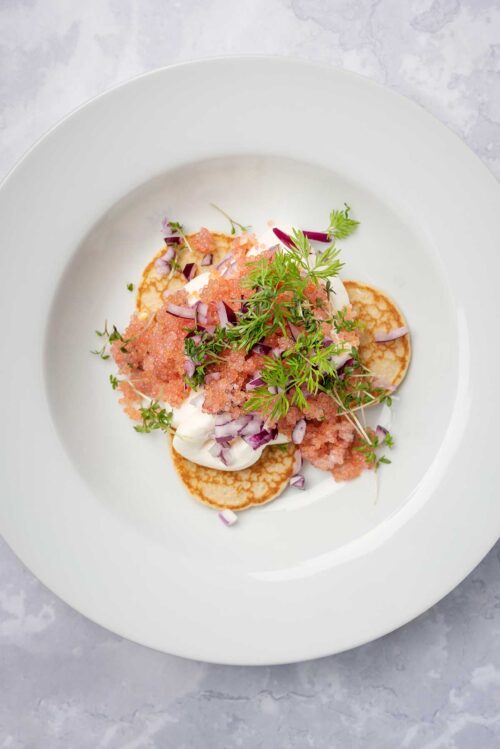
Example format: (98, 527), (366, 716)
(289, 474), (305, 489)
(215, 412), (233, 426)
(322, 337), (333, 347)
(240, 301), (249, 314)
(216, 301), (229, 328)
(155, 248), (176, 275)
(292, 418), (307, 445)
(302, 230), (331, 243)
(292, 449), (302, 474)
(288, 322), (301, 341)
(201, 253), (213, 266)
(182, 262), (197, 281)
(268, 386), (278, 395)
(240, 418), (263, 436)
(272, 347), (283, 358)
(218, 509), (238, 526)
(251, 343), (272, 356)
(337, 358), (354, 377)
(220, 447), (233, 466)
(161, 218), (182, 238)
(272, 227), (294, 249)
(163, 246), (176, 262)
(209, 442), (223, 458)
(215, 252), (234, 270)
(166, 303), (196, 319)
(184, 358), (196, 377)
(216, 301), (236, 327)
(246, 376), (265, 391)
(235, 415), (253, 432)
(243, 427), (278, 450)
(376, 425), (389, 444)
(374, 326), (408, 343)
(214, 414), (252, 441)
(194, 301), (208, 325)
(205, 371), (221, 383)
(164, 236), (182, 245)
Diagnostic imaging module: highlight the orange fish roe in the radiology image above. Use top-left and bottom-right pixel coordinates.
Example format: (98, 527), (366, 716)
(117, 381), (142, 421)
(332, 439), (370, 481)
(203, 350), (264, 415)
(112, 287), (194, 407)
(189, 228), (215, 254)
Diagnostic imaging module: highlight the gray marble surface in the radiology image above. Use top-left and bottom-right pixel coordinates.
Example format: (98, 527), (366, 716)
(1, 1), (500, 746)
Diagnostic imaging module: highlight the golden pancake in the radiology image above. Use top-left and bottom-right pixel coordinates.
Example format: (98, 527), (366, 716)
(343, 280), (411, 389)
(136, 232), (234, 318)
(169, 437), (296, 510)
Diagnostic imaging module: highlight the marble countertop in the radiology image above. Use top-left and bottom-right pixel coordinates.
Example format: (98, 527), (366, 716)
(1, 1), (500, 746)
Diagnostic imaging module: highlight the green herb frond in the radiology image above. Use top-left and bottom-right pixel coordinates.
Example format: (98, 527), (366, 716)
(328, 204), (359, 239)
(134, 401), (173, 433)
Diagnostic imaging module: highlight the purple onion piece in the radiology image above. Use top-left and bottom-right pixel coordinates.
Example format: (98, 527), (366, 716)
(251, 343), (272, 356)
(215, 436), (233, 445)
(268, 386), (278, 395)
(337, 358), (354, 378)
(374, 326), (409, 343)
(182, 262), (197, 281)
(292, 449), (302, 474)
(292, 418), (307, 445)
(164, 236), (182, 245)
(215, 412), (233, 426)
(220, 447), (233, 466)
(184, 358), (196, 377)
(272, 347), (284, 358)
(209, 442), (223, 458)
(245, 376), (265, 391)
(243, 427), (278, 450)
(215, 252), (234, 270)
(216, 301), (236, 327)
(272, 227), (294, 248)
(201, 253), (213, 266)
(218, 509), (238, 526)
(375, 425), (389, 444)
(302, 230), (331, 243)
(240, 418), (263, 437)
(166, 303), (196, 319)
(289, 474), (305, 489)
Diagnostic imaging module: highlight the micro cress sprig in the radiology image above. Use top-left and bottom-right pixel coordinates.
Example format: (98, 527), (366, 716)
(133, 401), (173, 433)
(210, 203), (251, 235)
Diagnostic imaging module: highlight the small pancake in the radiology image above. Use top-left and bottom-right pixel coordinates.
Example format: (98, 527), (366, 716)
(169, 437), (296, 511)
(344, 280), (411, 389)
(136, 232), (234, 318)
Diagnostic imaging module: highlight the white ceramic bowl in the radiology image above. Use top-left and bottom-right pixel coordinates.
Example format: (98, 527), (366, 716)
(1, 58), (499, 665)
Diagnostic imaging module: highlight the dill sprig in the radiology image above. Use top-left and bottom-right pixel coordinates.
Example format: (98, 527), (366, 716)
(229, 230), (343, 352)
(328, 204), (359, 239)
(134, 401), (173, 433)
